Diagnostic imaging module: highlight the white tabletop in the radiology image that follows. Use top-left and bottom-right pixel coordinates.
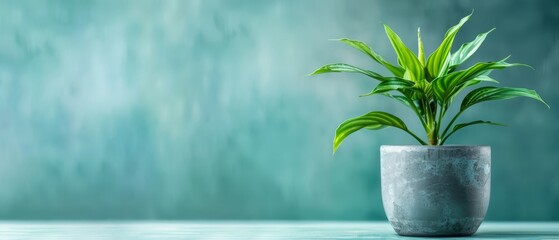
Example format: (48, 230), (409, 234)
(0, 221), (557, 239)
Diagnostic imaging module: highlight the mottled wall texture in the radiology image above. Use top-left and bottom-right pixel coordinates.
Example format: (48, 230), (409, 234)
(0, 0), (558, 220)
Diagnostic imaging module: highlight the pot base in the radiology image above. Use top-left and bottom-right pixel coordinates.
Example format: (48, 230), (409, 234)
(389, 218), (482, 237)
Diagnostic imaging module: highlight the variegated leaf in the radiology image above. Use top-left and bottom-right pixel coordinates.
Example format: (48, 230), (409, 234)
(335, 38), (405, 77)
(461, 86), (549, 111)
(426, 12), (472, 78)
(333, 111), (408, 153)
(384, 25), (424, 82)
(310, 63), (386, 81)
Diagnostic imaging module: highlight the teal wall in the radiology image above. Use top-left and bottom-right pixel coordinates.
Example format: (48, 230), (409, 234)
(0, 0), (558, 220)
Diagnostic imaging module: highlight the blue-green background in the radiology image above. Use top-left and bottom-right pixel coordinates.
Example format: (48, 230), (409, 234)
(0, 0), (557, 220)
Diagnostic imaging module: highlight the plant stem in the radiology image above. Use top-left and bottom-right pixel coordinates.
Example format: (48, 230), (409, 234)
(398, 91), (429, 145)
(406, 98), (427, 130)
(440, 130), (455, 145)
(405, 129), (428, 145)
(435, 103), (446, 143)
(423, 99), (437, 145)
(427, 132), (437, 145)
(440, 110), (463, 141)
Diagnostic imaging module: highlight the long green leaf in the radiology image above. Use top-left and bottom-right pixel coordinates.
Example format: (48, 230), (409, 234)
(467, 69), (498, 84)
(335, 38), (405, 77)
(387, 93), (427, 121)
(460, 76), (499, 89)
(441, 120), (505, 144)
(445, 72), (500, 104)
(432, 58), (528, 102)
(381, 93), (413, 109)
(417, 28), (425, 66)
(461, 86), (549, 111)
(449, 28), (495, 68)
(309, 63), (386, 81)
(333, 111), (414, 153)
(360, 78), (416, 97)
(472, 74), (499, 83)
(383, 25), (424, 82)
(453, 120), (505, 132)
(426, 12), (472, 78)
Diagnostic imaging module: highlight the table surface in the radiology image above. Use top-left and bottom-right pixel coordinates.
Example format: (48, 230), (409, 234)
(0, 221), (557, 239)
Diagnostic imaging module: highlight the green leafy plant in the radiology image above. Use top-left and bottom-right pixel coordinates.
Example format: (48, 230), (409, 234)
(310, 12), (549, 153)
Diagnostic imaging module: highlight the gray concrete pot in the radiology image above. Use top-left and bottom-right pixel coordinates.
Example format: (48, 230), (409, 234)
(380, 145), (491, 237)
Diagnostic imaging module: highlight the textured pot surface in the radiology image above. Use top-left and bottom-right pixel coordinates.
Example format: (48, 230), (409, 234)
(380, 145), (491, 237)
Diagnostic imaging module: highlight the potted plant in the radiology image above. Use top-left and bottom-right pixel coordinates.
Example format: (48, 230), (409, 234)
(310, 12), (548, 236)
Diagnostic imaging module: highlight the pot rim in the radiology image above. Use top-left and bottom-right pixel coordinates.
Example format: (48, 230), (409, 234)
(381, 145), (490, 148)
